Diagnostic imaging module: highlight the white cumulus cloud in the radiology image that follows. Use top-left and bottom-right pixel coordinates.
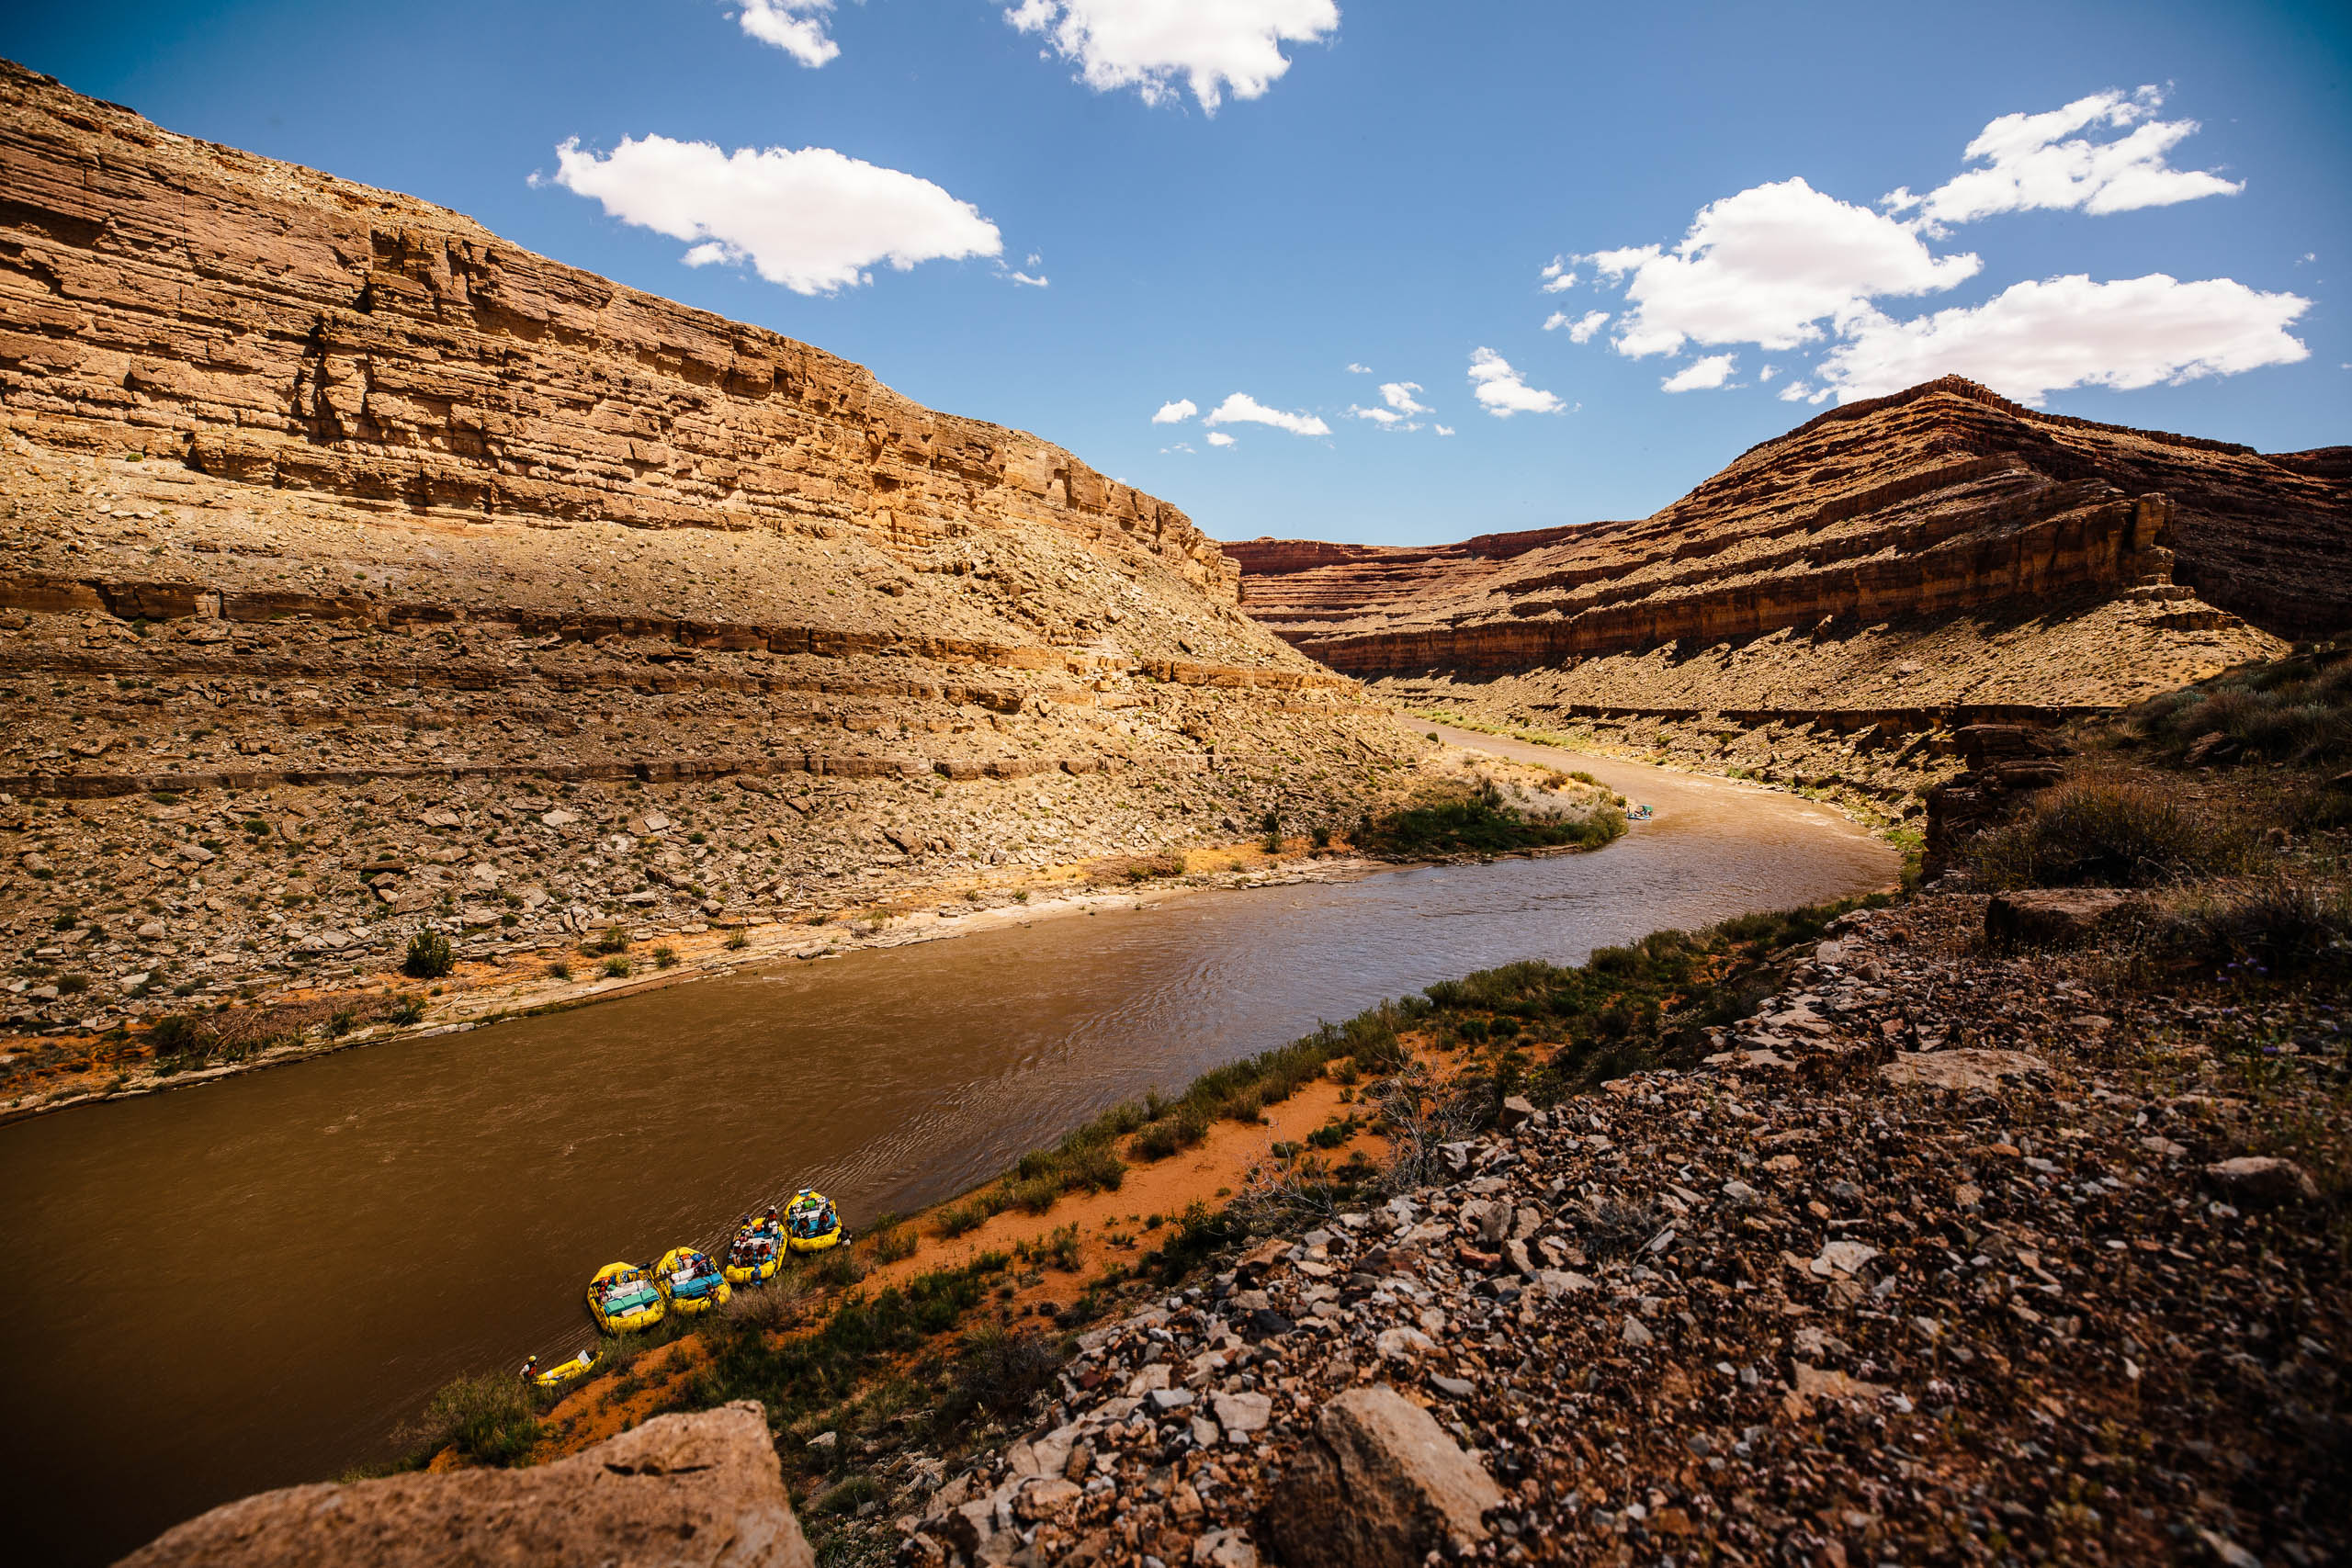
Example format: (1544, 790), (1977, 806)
(549, 135), (1001, 295)
(1206, 431), (1237, 446)
(1816, 273), (2310, 404)
(1345, 362), (1371, 373)
(1467, 348), (1564, 417)
(1204, 392), (1331, 436)
(1544, 310), (1610, 343)
(738, 0), (840, 67)
(1885, 87), (2242, 231)
(1661, 354), (1737, 392)
(1152, 399), (1198, 424)
(1540, 257), (1578, 293)
(1006, 0), (1339, 113)
(1591, 177), (1981, 358)
(1433, 423), (1456, 436)
(1349, 385), (1430, 431)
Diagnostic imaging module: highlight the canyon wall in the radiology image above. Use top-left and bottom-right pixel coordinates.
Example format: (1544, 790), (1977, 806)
(0, 62), (1426, 1049)
(1225, 376), (2343, 819)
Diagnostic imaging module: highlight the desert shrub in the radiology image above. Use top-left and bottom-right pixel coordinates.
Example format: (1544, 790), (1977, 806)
(869, 1224), (918, 1264)
(407, 1372), (538, 1468)
(2155, 878), (2352, 982)
(146, 1014), (209, 1058)
(589, 925), (630, 955)
(2130, 647), (2352, 765)
(936, 1325), (1063, 1433)
(1130, 1103), (1211, 1161)
(1360, 783), (1624, 859)
(389, 997), (427, 1026)
(1014, 1224), (1082, 1272)
(602, 956), (631, 978)
(402, 931), (454, 979)
(653, 945), (679, 969)
(1967, 780), (2245, 889)
(933, 1201), (989, 1238)
(811, 1473), (883, 1517)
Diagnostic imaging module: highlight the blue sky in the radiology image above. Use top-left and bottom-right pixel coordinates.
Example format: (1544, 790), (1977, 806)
(6, 1), (2346, 546)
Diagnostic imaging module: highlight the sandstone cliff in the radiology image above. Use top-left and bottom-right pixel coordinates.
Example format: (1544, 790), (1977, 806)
(0, 63), (1425, 1064)
(1227, 378), (2340, 818)
(1234, 378), (2347, 670)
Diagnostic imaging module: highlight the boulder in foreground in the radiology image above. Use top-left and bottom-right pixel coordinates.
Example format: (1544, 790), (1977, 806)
(119, 1401), (811, 1568)
(1265, 1384), (1501, 1568)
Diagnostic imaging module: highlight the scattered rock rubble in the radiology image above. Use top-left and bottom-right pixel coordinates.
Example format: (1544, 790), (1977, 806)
(895, 893), (2347, 1568)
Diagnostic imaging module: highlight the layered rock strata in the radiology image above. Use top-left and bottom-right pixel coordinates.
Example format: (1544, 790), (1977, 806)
(0, 64), (1425, 1045)
(1234, 378), (2347, 667)
(1230, 378), (2328, 817)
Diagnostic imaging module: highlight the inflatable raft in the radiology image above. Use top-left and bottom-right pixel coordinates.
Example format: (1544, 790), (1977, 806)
(657, 1247), (732, 1314)
(722, 1211), (784, 1286)
(586, 1262), (665, 1335)
(524, 1347), (600, 1388)
(786, 1189), (842, 1254)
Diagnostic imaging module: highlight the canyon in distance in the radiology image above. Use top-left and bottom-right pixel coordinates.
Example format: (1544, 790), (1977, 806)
(0, 55), (2345, 1568)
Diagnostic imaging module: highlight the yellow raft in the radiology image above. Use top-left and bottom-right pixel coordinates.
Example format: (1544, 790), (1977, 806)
(722, 1211), (785, 1286)
(657, 1247), (732, 1314)
(785, 1189), (842, 1254)
(525, 1347), (600, 1388)
(586, 1262), (665, 1335)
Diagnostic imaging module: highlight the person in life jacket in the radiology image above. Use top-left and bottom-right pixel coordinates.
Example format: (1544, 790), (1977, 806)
(520, 1354), (538, 1382)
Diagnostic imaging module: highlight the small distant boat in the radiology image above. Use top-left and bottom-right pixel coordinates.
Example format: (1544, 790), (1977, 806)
(1627, 804), (1655, 822)
(586, 1262), (665, 1335)
(656, 1247), (733, 1314)
(523, 1347), (600, 1388)
(785, 1189), (842, 1254)
(722, 1210), (785, 1286)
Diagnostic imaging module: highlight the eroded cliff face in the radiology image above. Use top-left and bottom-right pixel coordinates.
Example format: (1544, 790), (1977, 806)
(1223, 378), (2337, 820)
(0, 63), (1425, 1056)
(0, 62), (1238, 607)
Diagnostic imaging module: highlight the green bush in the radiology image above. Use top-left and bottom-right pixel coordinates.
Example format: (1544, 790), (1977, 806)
(602, 956), (632, 978)
(589, 925), (630, 955)
(653, 944), (679, 969)
(1359, 784), (1624, 859)
(408, 1372), (538, 1468)
(402, 931), (455, 979)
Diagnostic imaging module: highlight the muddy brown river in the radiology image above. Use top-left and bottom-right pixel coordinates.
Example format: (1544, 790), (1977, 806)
(0, 738), (1893, 1563)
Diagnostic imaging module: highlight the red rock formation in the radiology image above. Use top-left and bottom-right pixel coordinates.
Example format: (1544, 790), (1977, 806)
(1229, 378), (2349, 678)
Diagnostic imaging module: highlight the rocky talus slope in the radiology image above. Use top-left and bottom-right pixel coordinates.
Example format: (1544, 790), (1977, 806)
(0, 64), (1424, 1066)
(1228, 379), (2338, 818)
(901, 892), (2347, 1568)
